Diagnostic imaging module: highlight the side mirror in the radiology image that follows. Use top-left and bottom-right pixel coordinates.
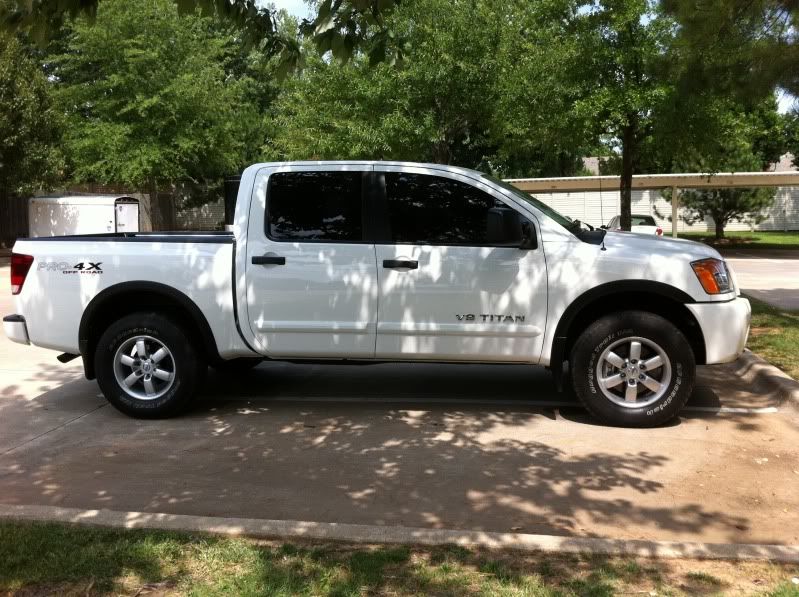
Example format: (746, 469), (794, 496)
(487, 207), (536, 249)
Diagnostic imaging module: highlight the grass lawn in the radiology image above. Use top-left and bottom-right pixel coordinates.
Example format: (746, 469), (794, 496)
(746, 295), (799, 380)
(678, 230), (799, 249)
(2, 521), (799, 596)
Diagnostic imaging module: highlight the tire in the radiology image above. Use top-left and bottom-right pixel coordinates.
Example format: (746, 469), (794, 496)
(570, 310), (695, 427)
(94, 311), (204, 418)
(210, 357), (263, 374)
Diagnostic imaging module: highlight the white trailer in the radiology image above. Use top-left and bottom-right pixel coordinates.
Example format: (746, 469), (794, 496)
(28, 195), (139, 238)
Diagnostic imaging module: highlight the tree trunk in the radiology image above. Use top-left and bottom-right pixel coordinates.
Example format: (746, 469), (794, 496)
(714, 219), (725, 240)
(148, 178), (161, 231)
(148, 178), (175, 231)
(619, 120), (637, 231)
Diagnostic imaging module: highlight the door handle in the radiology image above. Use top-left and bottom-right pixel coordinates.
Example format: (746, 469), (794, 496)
(383, 259), (418, 270)
(252, 254), (286, 265)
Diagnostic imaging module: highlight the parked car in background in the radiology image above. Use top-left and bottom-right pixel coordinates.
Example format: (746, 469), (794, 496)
(604, 214), (663, 236)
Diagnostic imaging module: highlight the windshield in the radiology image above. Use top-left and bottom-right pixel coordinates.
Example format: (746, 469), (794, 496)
(632, 216), (657, 226)
(482, 174), (576, 232)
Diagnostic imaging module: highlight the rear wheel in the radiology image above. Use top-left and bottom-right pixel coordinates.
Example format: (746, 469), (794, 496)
(570, 311), (695, 427)
(95, 312), (204, 418)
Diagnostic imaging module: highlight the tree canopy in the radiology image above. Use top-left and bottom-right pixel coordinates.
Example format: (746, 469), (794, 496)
(0, 34), (62, 197)
(47, 0), (266, 224)
(0, 0), (794, 232)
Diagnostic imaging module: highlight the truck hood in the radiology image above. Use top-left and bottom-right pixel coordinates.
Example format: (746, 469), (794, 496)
(601, 230), (722, 261)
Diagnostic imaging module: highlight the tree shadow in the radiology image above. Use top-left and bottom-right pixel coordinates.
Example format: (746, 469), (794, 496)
(3, 358), (796, 547)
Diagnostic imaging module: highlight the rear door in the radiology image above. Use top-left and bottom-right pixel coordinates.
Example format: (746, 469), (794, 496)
(372, 166), (548, 362)
(244, 165), (378, 358)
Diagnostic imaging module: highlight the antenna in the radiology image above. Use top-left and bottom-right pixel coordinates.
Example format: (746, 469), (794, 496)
(599, 160), (607, 251)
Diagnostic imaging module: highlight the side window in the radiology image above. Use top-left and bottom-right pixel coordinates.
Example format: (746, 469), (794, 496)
(384, 172), (504, 245)
(267, 171), (363, 242)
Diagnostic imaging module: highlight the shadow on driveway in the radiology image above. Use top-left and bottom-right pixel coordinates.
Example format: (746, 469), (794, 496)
(0, 361), (797, 546)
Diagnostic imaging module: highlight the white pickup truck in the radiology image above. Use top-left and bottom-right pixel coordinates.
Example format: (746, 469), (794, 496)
(4, 162), (751, 426)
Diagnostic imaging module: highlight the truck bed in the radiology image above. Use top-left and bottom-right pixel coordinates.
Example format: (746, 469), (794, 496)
(11, 231), (250, 359)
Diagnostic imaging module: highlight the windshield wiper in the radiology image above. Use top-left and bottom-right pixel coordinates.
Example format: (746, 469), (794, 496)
(568, 219), (595, 233)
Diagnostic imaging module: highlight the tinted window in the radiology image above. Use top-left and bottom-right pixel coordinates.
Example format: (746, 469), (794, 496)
(385, 173), (503, 244)
(267, 171), (362, 242)
(632, 215), (657, 226)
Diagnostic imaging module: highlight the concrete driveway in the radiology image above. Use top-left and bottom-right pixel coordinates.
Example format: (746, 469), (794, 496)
(1, 267), (798, 547)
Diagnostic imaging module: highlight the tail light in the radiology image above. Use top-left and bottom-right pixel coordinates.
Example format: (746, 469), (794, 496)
(11, 253), (34, 295)
(656, 227), (663, 236)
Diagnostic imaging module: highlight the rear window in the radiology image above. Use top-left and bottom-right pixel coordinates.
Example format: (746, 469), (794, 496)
(632, 215), (657, 226)
(267, 171), (363, 242)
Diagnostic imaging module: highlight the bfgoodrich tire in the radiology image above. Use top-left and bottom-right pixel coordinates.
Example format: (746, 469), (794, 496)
(570, 311), (695, 427)
(95, 312), (204, 418)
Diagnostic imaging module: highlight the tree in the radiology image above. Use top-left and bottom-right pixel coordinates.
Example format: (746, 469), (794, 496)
(266, 0), (589, 177)
(267, 0), (502, 167)
(0, 33), (62, 197)
(679, 187), (775, 239)
(48, 0), (264, 228)
(666, 98), (786, 238)
(663, 0), (798, 99)
(562, 0), (679, 230)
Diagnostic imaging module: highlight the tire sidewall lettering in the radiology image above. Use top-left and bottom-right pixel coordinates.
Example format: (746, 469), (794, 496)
(587, 328), (633, 395)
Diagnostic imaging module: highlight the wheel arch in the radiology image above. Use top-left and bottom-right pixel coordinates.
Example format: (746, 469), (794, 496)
(550, 281), (706, 388)
(79, 281), (220, 379)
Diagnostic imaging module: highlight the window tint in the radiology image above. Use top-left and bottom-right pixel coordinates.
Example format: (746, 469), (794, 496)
(267, 171), (363, 242)
(385, 172), (503, 244)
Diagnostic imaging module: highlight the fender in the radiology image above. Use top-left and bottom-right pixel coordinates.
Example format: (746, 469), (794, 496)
(549, 280), (697, 389)
(79, 281), (220, 379)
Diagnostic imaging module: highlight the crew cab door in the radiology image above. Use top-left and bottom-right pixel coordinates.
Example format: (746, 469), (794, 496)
(244, 165), (378, 358)
(373, 166), (548, 362)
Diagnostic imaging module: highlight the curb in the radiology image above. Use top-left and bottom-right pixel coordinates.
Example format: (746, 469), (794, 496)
(734, 350), (799, 412)
(2, 504), (799, 563)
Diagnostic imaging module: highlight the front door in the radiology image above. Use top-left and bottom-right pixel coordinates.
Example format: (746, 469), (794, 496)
(373, 166), (548, 362)
(245, 166), (378, 358)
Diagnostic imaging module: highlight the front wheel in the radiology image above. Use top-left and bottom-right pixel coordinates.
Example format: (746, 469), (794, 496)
(95, 312), (204, 418)
(570, 311), (695, 427)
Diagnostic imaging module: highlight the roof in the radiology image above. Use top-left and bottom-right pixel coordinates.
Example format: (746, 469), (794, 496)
(248, 161), (484, 178)
(29, 195), (137, 206)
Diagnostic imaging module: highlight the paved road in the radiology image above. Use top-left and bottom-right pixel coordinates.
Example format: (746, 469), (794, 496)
(726, 254), (799, 310)
(1, 267), (798, 545)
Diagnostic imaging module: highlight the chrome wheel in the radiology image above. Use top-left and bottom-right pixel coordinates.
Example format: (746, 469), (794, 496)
(113, 335), (176, 400)
(596, 336), (671, 408)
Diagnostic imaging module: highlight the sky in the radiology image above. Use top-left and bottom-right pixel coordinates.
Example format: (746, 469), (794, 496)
(260, 0), (311, 19)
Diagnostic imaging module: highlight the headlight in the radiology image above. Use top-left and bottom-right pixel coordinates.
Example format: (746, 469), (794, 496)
(691, 258), (732, 294)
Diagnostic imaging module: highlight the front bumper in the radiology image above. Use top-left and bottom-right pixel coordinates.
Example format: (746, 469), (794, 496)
(3, 314), (30, 345)
(686, 297), (751, 364)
